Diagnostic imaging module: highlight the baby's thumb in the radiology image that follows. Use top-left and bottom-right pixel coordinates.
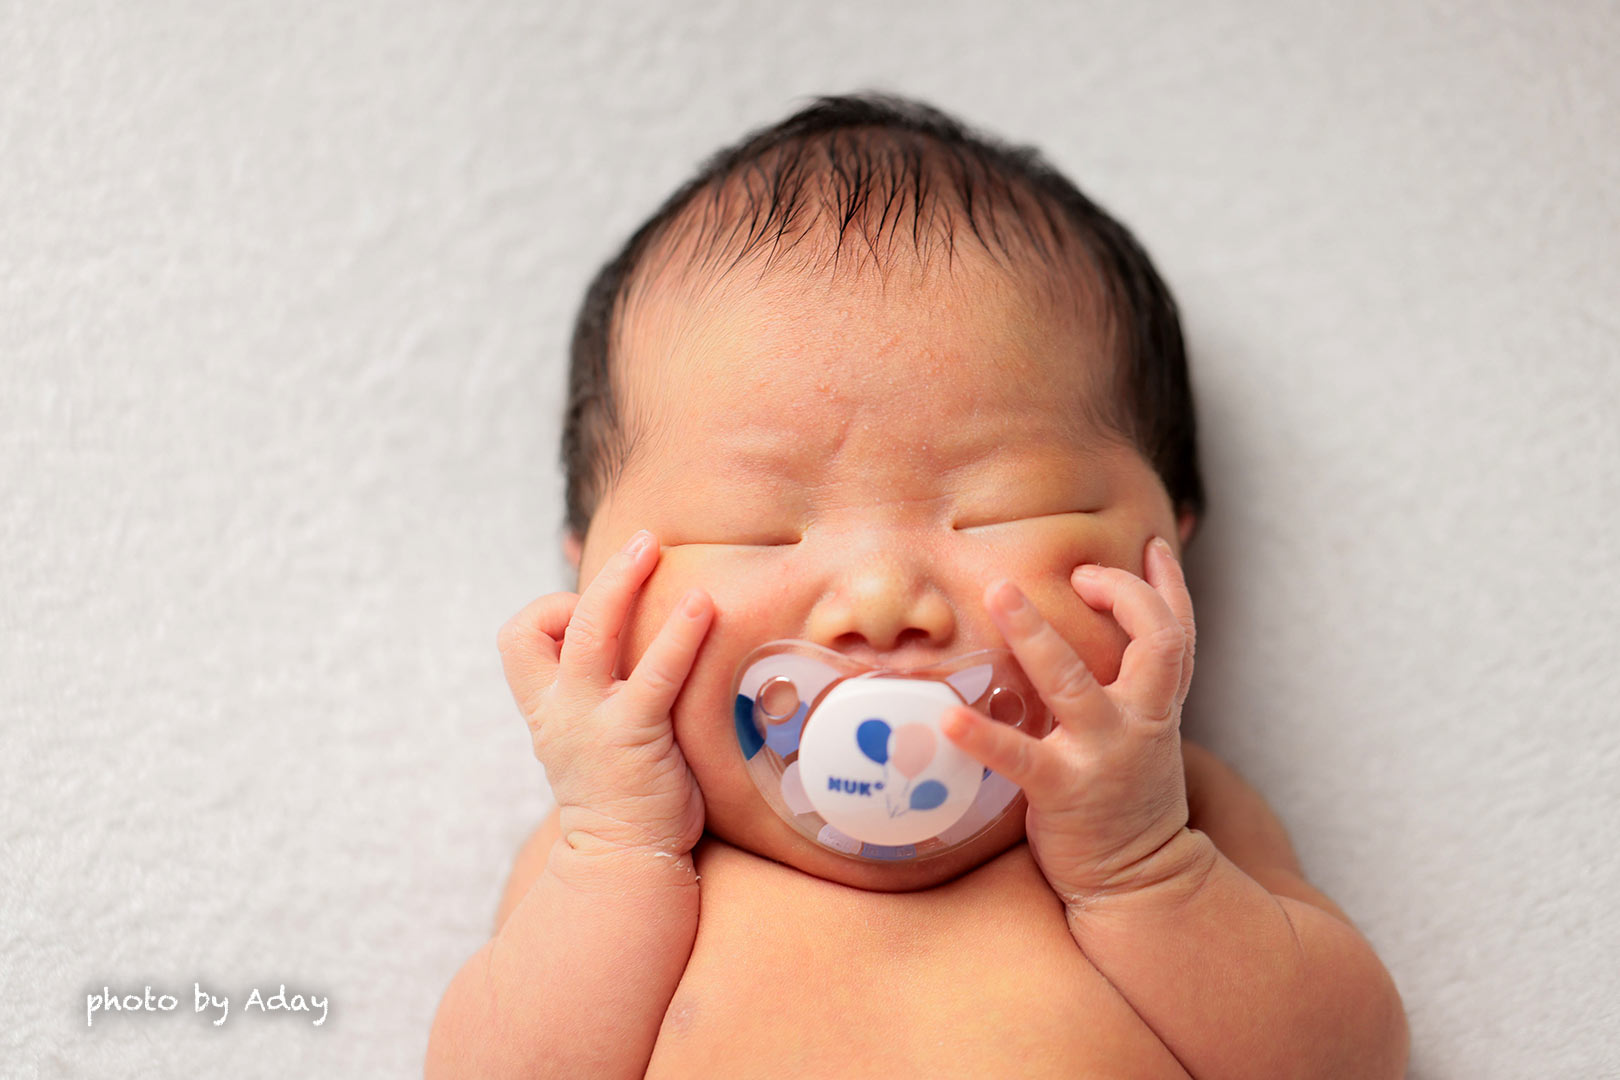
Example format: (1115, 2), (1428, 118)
(497, 591), (580, 717)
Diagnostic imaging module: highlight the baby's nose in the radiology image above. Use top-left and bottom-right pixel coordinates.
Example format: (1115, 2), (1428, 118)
(804, 568), (956, 663)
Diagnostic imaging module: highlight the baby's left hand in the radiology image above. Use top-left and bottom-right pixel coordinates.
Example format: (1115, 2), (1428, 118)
(941, 536), (1196, 905)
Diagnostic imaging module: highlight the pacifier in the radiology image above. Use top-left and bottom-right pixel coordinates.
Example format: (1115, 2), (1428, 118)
(731, 639), (1053, 862)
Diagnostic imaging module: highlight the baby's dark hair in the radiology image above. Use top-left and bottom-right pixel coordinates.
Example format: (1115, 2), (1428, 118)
(560, 90), (1205, 551)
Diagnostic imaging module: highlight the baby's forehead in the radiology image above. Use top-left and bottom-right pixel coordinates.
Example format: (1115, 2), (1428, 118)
(609, 182), (1123, 466)
(615, 281), (1119, 499)
(642, 294), (1094, 450)
(626, 243), (1108, 383)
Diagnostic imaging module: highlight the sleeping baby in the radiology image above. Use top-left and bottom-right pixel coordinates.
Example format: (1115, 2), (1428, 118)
(427, 92), (1409, 1079)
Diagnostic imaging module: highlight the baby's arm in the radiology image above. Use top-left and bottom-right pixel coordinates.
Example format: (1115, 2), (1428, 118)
(940, 545), (1407, 1079)
(424, 808), (699, 1080)
(1063, 742), (1408, 1079)
(427, 533), (716, 1078)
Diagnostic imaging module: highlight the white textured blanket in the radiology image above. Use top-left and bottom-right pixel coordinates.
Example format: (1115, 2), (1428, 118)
(4, 3), (1615, 1077)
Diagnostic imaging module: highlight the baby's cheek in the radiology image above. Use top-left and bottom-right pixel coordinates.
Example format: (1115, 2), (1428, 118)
(1044, 593), (1130, 686)
(619, 545), (747, 677)
(981, 520), (1135, 685)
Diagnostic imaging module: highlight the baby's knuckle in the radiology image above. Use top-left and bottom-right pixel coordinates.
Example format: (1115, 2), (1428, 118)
(1148, 623), (1185, 660)
(495, 618), (526, 656)
(562, 616), (603, 654)
(1005, 734), (1034, 779)
(1139, 703), (1178, 728)
(635, 659), (680, 698)
(528, 715), (559, 759)
(525, 689), (557, 726)
(531, 707), (581, 759)
(1049, 657), (1096, 706)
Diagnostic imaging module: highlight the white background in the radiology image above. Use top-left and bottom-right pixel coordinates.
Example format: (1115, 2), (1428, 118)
(4, 2), (1616, 1076)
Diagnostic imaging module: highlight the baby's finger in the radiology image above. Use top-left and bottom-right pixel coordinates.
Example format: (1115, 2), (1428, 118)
(985, 580), (1117, 737)
(496, 590), (579, 717)
(1144, 538), (1197, 706)
(941, 706), (1066, 805)
(616, 587), (713, 733)
(1070, 558), (1185, 727)
(557, 530), (658, 693)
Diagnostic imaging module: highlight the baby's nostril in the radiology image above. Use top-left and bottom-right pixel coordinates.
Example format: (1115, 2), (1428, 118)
(986, 687), (1025, 728)
(758, 677), (800, 721)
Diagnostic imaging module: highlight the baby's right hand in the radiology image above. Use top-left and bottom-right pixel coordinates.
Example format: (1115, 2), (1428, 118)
(496, 529), (712, 860)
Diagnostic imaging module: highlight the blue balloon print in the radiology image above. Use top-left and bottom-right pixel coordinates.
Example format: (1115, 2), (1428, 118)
(735, 695), (765, 760)
(856, 718), (891, 764)
(909, 779), (948, 811)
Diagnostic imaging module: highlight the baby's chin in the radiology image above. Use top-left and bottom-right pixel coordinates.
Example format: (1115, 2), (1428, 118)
(698, 793), (1031, 893)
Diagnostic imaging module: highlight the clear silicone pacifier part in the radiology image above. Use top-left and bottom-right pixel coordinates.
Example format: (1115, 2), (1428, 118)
(732, 639), (1053, 862)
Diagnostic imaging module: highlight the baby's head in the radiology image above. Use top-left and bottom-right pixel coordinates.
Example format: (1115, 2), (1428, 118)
(557, 92), (1204, 890)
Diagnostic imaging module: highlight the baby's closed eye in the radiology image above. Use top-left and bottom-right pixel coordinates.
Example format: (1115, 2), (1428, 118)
(675, 535), (803, 548)
(951, 508), (1103, 532)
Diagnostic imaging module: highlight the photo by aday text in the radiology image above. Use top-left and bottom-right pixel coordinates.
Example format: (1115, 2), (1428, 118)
(86, 983), (329, 1027)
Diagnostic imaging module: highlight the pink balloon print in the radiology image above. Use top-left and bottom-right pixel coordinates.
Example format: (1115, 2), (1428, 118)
(890, 723), (936, 779)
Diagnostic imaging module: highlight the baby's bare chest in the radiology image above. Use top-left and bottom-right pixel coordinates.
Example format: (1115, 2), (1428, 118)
(645, 839), (1189, 1079)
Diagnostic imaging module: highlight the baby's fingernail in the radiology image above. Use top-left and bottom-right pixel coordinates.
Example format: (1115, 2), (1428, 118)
(1152, 536), (1174, 559)
(624, 530), (652, 557)
(990, 579), (1025, 613)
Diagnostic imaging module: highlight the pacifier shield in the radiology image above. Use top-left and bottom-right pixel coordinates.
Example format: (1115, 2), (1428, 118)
(731, 638), (1051, 862)
(796, 677), (982, 846)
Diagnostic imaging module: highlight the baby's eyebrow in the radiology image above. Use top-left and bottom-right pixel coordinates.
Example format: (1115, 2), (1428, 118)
(713, 444), (805, 477)
(717, 425), (1009, 472)
(716, 446), (988, 487)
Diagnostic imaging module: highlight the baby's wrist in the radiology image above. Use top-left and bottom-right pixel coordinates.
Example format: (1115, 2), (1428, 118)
(1059, 827), (1219, 915)
(554, 802), (699, 860)
(548, 836), (700, 895)
(547, 824), (701, 895)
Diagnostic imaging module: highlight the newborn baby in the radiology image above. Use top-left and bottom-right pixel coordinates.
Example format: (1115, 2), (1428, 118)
(428, 93), (1408, 1079)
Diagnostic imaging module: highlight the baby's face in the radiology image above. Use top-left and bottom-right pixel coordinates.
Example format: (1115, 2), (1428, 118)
(574, 264), (1186, 891)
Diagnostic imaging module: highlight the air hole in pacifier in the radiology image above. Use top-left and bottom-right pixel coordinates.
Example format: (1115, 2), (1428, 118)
(758, 676), (800, 722)
(986, 687), (1025, 728)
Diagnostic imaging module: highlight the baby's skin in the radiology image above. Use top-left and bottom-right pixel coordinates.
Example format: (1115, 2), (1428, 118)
(427, 259), (1409, 1078)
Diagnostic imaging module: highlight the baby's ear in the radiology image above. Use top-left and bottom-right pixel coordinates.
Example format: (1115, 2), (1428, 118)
(563, 531), (583, 573)
(1176, 509), (1199, 550)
